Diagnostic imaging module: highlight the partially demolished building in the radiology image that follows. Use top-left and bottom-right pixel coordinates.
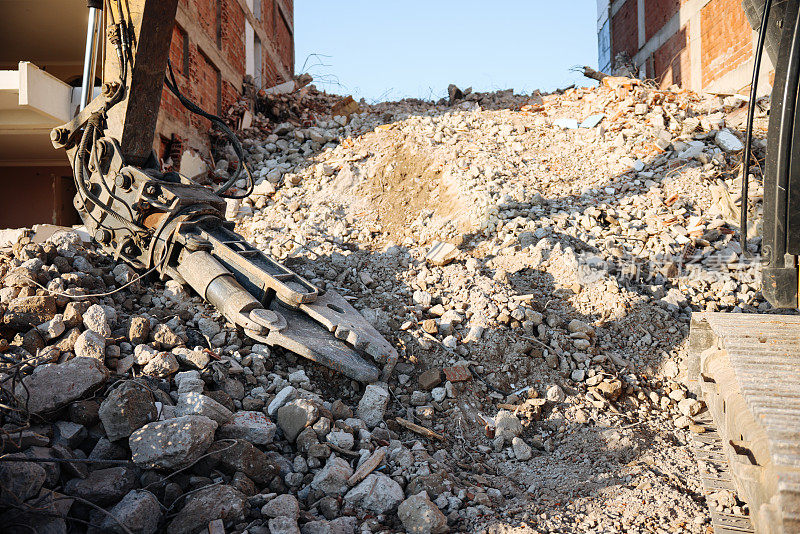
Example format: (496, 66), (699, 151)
(596, 0), (774, 93)
(0, 0), (294, 227)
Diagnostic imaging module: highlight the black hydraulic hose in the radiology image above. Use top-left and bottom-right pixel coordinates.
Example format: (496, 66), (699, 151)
(741, 0), (773, 254)
(771, 6), (800, 263)
(164, 60), (254, 199)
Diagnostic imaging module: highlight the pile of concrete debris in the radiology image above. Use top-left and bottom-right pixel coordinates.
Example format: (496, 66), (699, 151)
(0, 228), (457, 533)
(0, 75), (768, 533)
(230, 76), (766, 531)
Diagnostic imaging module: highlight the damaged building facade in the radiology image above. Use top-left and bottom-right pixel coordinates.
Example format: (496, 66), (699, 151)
(596, 0), (774, 93)
(0, 0), (294, 228)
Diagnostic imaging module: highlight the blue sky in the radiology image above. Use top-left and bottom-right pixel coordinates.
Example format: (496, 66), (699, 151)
(294, 1), (599, 103)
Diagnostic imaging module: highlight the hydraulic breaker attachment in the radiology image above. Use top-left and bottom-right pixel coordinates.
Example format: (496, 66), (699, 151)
(172, 224), (397, 383)
(49, 0), (397, 383)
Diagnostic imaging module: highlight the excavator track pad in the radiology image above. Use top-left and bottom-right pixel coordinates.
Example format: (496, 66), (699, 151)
(688, 312), (800, 533)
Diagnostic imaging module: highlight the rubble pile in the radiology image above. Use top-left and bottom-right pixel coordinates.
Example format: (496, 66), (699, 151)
(0, 229), (463, 533)
(0, 76), (771, 533)
(231, 77), (769, 531)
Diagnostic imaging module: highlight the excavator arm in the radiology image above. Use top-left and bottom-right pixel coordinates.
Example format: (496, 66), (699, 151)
(48, 0), (397, 383)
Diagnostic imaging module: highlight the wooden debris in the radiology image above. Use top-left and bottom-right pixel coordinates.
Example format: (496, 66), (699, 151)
(348, 446), (387, 487)
(395, 417), (445, 441)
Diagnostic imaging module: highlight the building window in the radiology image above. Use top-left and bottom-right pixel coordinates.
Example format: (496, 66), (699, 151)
(182, 31), (190, 76)
(245, 20), (255, 79)
(215, 0), (222, 48)
(255, 36), (263, 88)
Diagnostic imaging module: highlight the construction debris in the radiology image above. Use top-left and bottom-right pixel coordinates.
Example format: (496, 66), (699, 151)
(0, 75), (767, 533)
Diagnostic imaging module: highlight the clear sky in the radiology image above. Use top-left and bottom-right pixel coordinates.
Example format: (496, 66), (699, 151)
(294, 1), (600, 103)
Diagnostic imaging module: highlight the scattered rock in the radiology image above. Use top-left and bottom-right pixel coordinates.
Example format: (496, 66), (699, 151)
(512, 436), (533, 460)
(100, 489), (162, 534)
(312, 456), (354, 496)
(356, 384), (389, 428)
(176, 392), (234, 425)
(344, 472), (404, 514)
(99, 382), (158, 441)
(15, 357), (109, 413)
(262, 493), (300, 520)
(398, 491), (449, 534)
(74, 329), (106, 360)
(277, 399), (320, 442)
(167, 485), (246, 534)
(129, 415), (217, 470)
(219, 410), (276, 444)
(494, 410), (522, 443)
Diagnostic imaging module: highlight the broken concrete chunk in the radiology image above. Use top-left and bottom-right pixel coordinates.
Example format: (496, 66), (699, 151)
(152, 323), (182, 349)
(425, 241), (459, 266)
(15, 357), (109, 414)
(74, 329), (106, 360)
(64, 465), (139, 506)
(269, 516), (301, 534)
(206, 439), (277, 484)
(579, 113), (604, 128)
(167, 485), (246, 534)
(100, 489), (162, 534)
(715, 128), (744, 152)
(494, 410), (522, 443)
(0, 459), (46, 506)
(83, 303), (112, 337)
(218, 410), (276, 444)
(344, 472), (404, 514)
(311, 456), (354, 496)
(356, 384), (389, 428)
(277, 399), (319, 442)
(176, 392), (234, 425)
(129, 415), (217, 470)
(99, 382), (158, 441)
(268, 385), (298, 417)
(129, 316), (150, 345)
(397, 491), (449, 534)
(262, 493), (300, 520)
(512, 436), (533, 460)
(37, 314), (65, 340)
(172, 346), (211, 369)
(141, 352), (179, 378)
(553, 118), (579, 130)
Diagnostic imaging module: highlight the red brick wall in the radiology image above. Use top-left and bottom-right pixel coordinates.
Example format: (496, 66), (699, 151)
(155, 0), (293, 156)
(644, 0), (679, 42)
(262, 0), (275, 35)
(700, 0), (752, 87)
(612, 0), (639, 60)
(193, 0), (218, 44)
(263, 53), (279, 87)
(161, 25), (191, 139)
(654, 26), (689, 88)
(169, 25), (187, 76)
(190, 49), (219, 130)
(276, 16), (292, 73)
(220, 0), (245, 74)
(609, 0), (755, 92)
